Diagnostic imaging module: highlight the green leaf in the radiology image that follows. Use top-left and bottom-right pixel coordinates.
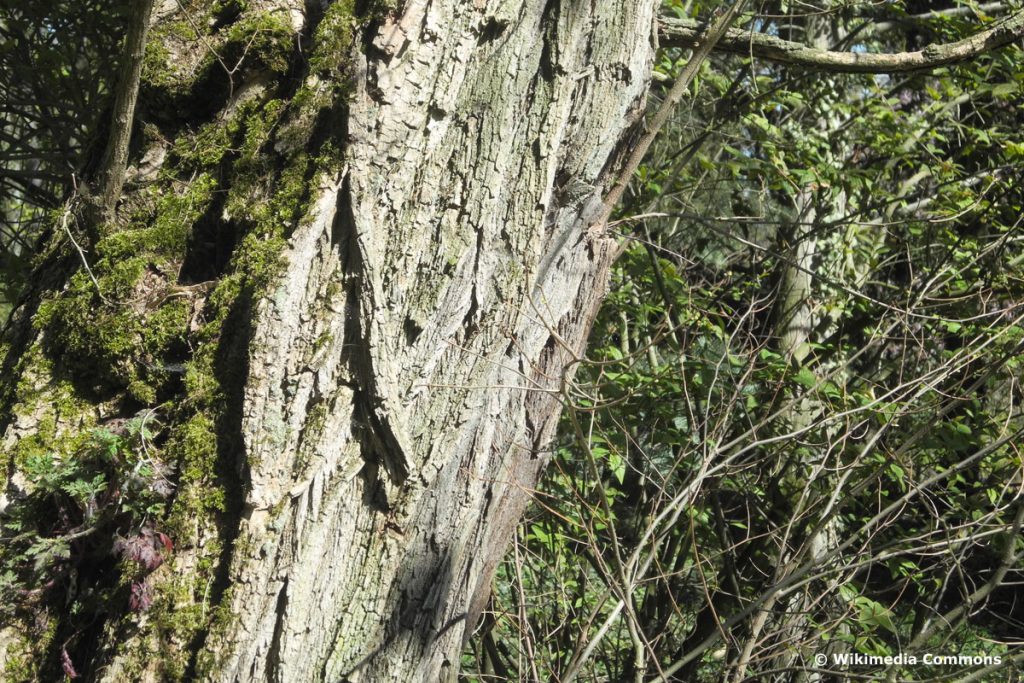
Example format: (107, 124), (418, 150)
(608, 452), (626, 485)
(854, 597), (897, 634)
(991, 82), (1019, 98)
(793, 367), (817, 388)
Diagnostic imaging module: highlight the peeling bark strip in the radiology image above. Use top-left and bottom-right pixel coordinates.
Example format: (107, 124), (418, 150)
(206, 1), (660, 681)
(660, 10), (1024, 73)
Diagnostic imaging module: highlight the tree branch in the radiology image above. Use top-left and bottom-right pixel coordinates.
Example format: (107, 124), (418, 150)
(597, 2), (747, 231)
(659, 9), (1024, 73)
(90, 0), (154, 227)
(870, 2), (1007, 34)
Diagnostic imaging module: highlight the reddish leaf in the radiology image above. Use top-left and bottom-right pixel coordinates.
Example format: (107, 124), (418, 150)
(113, 531), (164, 570)
(129, 581), (153, 612)
(61, 647), (79, 679)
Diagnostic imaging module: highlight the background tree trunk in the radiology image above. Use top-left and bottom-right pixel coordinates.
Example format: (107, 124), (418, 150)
(0, 0), (660, 680)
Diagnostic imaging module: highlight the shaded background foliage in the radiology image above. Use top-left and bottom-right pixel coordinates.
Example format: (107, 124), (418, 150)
(462, 1), (1024, 681)
(0, 0), (129, 315)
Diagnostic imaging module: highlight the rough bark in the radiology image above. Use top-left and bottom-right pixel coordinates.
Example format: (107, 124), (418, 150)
(0, 1), (659, 681)
(207, 3), (658, 679)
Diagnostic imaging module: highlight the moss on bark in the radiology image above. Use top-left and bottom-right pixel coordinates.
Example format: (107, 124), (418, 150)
(0, 0), (374, 678)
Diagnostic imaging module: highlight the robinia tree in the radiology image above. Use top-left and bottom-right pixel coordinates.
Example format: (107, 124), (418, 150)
(0, 1), (1021, 681)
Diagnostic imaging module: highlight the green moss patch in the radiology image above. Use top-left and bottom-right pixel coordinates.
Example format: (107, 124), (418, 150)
(0, 1), (388, 677)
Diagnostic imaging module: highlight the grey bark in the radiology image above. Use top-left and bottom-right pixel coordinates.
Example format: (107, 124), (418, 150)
(159, 2), (659, 681)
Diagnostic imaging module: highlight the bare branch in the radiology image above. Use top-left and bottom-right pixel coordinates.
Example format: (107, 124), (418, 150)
(597, 2), (747, 231)
(870, 2), (1007, 34)
(659, 10), (1024, 73)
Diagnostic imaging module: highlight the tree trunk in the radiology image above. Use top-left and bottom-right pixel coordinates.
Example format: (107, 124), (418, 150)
(0, 1), (659, 680)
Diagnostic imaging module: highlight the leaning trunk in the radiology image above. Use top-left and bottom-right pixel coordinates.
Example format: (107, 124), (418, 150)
(0, 1), (658, 680)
